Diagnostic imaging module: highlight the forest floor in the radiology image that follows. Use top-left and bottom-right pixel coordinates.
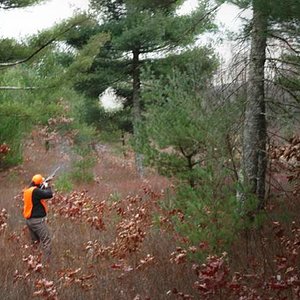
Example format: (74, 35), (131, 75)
(0, 130), (299, 299)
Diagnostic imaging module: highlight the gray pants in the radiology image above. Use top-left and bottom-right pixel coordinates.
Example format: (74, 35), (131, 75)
(26, 217), (51, 261)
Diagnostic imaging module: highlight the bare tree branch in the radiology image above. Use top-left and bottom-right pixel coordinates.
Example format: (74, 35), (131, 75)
(0, 86), (38, 90)
(265, 78), (299, 102)
(267, 57), (300, 68)
(267, 129), (294, 143)
(270, 33), (300, 54)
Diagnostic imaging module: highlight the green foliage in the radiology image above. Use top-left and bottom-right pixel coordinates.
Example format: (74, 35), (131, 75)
(0, 32), (101, 168)
(72, 123), (99, 149)
(161, 178), (269, 260)
(70, 155), (96, 184)
(0, 0), (44, 9)
(126, 0), (185, 12)
(66, 32), (110, 83)
(54, 173), (73, 193)
(0, 44), (69, 168)
(0, 102), (34, 168)
(267, 0), (300, 21)
(139, 50), (249, 257)
(71, 139), (97, 183)
(141, 51), (239, 186)
(220, 0), (300, 16)
(67, 124), (98, 184)
(99, 105), (132, 135)
(57, 14), (101, 49)
(98, 130), (122, 144)
(146, 47), (218, 81)
(61, 0), (216, 138)
(163, 183), (241, 258)
(0, 39), (31, 62)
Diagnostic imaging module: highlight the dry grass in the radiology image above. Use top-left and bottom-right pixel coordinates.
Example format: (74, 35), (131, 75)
(0, 132), (300, 299)
(0, 133), (196, 300)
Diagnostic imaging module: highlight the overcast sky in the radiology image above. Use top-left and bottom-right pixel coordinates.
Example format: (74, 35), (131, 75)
(0, 0), (89, 39)
(0, 0), (251, 63)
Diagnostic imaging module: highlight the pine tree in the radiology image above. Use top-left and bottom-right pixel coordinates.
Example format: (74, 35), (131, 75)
(141, 48), (225, 186)
(63, 0), (215, 176)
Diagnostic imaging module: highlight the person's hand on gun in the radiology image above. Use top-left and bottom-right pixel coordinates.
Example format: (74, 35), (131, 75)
(43, 181), (49, 188)
(40, 166), (60, 189)
(41, 178), (52, 189)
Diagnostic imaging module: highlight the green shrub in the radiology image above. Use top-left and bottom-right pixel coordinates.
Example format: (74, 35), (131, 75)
(161, 178), (240, 258)
(55, 173), (73, 193)
(70, 155), (96, 184)
(0, 103), (33, 168)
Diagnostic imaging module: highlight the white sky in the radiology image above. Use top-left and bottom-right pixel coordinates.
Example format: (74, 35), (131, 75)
(0, 0), (247, 37)
(0, 0), (251, 63)
(0, 0), (89, 39)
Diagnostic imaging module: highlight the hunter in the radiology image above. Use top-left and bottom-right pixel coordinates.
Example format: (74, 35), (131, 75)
(23, 174), (53, 262)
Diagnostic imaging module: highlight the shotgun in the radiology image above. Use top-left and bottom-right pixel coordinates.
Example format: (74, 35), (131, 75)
(41, 166), (60, 189)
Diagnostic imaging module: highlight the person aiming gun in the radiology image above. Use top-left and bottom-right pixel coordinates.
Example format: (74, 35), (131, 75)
(23, 167), (59, 263)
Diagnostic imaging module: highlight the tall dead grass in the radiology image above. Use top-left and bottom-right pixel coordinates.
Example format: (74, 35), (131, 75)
(0, 134), (196, 300)
(0, 133), (300, 299)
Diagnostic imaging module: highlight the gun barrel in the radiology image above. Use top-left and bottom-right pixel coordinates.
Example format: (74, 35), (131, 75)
(43, 166), (61, 184)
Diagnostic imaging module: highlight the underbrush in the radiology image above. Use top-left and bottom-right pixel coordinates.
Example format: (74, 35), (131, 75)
(0, 134), (300, 299)
(1, 185), (199, 300)
(0, 180), (299, 300)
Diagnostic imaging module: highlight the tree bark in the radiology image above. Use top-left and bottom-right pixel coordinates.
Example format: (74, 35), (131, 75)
(132, 48), (144, 177)
(243, 0), (268, 208)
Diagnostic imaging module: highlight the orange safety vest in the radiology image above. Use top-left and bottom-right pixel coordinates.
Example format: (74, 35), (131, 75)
(23, 186), (48, 219)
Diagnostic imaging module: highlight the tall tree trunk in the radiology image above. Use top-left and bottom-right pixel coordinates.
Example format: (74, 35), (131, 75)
(243, 0), (268, 208)
(132, 48), (144, 177)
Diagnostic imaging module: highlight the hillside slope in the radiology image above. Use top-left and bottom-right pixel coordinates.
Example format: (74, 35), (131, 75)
(0, 131), (300, 299)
